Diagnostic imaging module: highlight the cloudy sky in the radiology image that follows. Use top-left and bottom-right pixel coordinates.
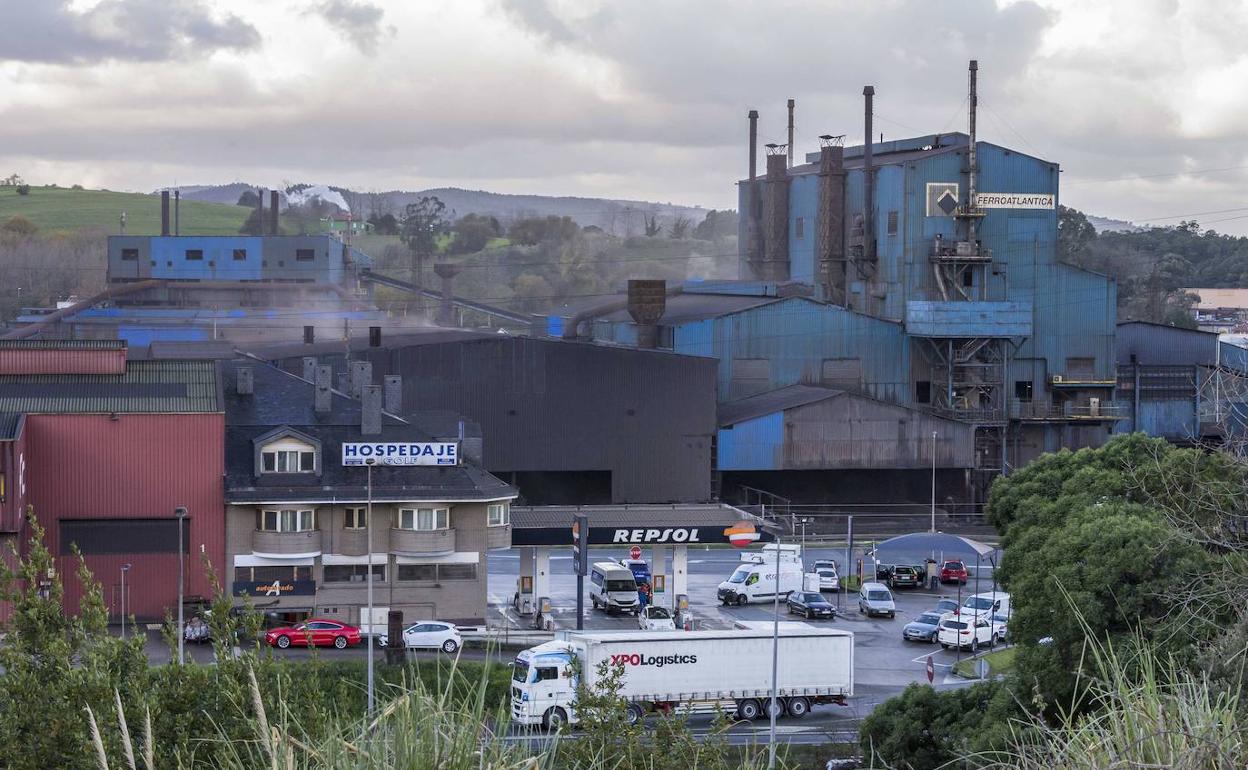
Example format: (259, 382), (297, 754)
(3, 0), (1248, 232)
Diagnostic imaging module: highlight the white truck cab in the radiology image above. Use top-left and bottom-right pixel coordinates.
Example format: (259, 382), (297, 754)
(717, 543), (804, 606)
(511, 641), (578, 729)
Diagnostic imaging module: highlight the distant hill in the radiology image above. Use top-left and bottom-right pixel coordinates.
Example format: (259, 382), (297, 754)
(0, 185), (254, 235)
(173, 183), (710, 233)
(1087, 214), (1144, 234)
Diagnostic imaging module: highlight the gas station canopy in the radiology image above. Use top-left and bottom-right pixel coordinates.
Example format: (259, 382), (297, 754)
(510, 504), (772, 547)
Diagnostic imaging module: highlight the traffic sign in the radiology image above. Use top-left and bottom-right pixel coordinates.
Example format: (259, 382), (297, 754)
(925, 655), (935, 684)
(629, 545), (642, 561)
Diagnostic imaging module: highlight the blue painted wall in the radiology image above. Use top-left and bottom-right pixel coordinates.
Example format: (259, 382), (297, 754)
(717, 412), (783, 470)
(149, 236), (265, 280)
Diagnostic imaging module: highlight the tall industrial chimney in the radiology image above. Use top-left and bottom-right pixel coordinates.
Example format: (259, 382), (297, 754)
(762, 145), (790, 281)
(256, 189), (265, 235)
(627, 279), (667, 349)
(746, 109), (762, 276)
(817, 136), (846, 303)
(269, 190), (279, 235)
(160, 191), (170, 237)
(173, 190), (180, 236)
(433, 263), (461, 326)
(862, 86), (876, 264)
(787, 99), (795, 169)
(967, 60), (979, 244)
(748, 109), (759, 182)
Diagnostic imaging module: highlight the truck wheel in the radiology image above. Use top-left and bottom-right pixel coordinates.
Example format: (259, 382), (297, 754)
(543, 707), (568, 731)
(736, 699), (761, 721)
(736, 595), (748, 607)
(764, 699), (783, 719)
(625, 703), (646, 726)
(786, 697), (810, 719)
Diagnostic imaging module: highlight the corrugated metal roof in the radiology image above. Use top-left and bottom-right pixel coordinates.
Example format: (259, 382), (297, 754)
(0, 360), (220, 413)
(147, 340), (238, 360)
(718, 385), (843, 427)
(0, 339), (125, 350)
(596, 293), (783, 324)
(0, 411), (23, 440)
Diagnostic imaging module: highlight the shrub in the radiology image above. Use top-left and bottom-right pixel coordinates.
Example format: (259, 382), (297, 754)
(15, 184), (30, 195)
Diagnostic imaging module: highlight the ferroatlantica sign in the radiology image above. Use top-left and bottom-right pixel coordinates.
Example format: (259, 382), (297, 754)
(342, 442), (459, 466)
(974, 193), (1055, 209)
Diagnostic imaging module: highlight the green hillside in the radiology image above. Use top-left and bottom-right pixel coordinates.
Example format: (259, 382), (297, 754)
(0, 185), (255, 235)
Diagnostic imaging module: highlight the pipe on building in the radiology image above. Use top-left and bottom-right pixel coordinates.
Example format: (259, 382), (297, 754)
(967, 60), (979, 244)
(561, 284), (684, 340)
(862, 86), (875, 264)
(174, 190), (180, 236)
(817, 143), (846, 302)
(786, 99), (795, 169)
(269, 190), (280, 236)
(160, 191), (170, 237)
(746, 109), (762, 275)
(763, 151), (790, 281)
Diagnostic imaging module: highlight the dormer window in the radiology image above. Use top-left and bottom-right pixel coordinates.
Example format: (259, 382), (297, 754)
(260, 438), (316, 474)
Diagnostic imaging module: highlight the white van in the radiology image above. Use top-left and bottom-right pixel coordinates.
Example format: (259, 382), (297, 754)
(717, 547), (804, 606)
(961, 592), (1010, 619)
(589, 561), (640, 615)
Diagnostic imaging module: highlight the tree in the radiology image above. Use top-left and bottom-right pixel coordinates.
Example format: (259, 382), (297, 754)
(448, 213), (500, 254)
(668, 215), (692, 240)
(368, 212), (398, 235)
(644, 214), (661, 237)
(1, 173), (24, 187)
(236, 190), (259, 207)
(693, 209), (739, 241)
(238, 207), (266, 235)
(860, 681), (1020, 769)
(1, 215), (38, 237)
(1057, 205), (1097, 264)
(400, 196), (447, 289)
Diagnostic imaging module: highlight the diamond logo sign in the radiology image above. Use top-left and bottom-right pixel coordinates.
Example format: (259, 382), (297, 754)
(926, 182), (960, 217)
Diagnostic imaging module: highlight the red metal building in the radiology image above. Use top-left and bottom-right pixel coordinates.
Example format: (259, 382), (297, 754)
(0, 340), (224, 621)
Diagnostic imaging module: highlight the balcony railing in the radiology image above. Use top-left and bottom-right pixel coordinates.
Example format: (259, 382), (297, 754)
(390, 527), (456, 556)
(486, 524), (513, 550)
(252, 529), (323, 556)
(1010, 400), (1127, 421)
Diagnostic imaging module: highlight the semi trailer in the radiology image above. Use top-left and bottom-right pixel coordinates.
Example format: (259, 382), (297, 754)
(510, 628), (854, 729)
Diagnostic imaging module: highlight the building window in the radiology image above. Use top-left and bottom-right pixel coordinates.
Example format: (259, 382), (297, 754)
(397, 563), (476, 581)
(887, 210), (898, 235)
(962, 269), (973, 288)
(235, 565), (312, 582)
(1015, 380), (1033, 401)
(260, 438), (316, 473)
(323, 564), (385, 583)
(915, 381), (932, 404)
(120, 248), (139, 261)
(487, 503), (509, 527)
(397, 507), (449, 531)
(185, 249), (204, 261)
(795, 217), (805, 240)
(296, 248), (316, 261)
(233, 248), (247, 261)
(344, 507), (367, 530)
(257, 509), (316, 533)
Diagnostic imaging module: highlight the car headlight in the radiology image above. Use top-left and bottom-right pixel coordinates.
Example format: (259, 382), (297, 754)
(521, 692), (529, 702)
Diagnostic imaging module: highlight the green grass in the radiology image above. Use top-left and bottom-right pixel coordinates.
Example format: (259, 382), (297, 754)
(954, 645), (1017, 678)
(0, 185), (259, 235)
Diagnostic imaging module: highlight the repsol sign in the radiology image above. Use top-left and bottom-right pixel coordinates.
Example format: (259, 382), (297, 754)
(610, 528), (703, 544)
(610, 652), (698, 668)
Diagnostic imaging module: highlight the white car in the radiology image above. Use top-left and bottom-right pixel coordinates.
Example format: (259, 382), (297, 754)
(377, 621), (461, 653)
(637, 605), (677, 631)
(815, 567), (840, 592)
(937, 613), (1002, 652)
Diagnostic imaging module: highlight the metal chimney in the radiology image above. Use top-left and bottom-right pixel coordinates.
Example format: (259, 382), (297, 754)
(314, 365), (333, 413)
(301, 356), (317, 382)
(160, 191), (170, 237)
(817, 136), (846, 302)
(745, 109), (762, 277)
(235, 366), (253, 395)
(433, 263), (461, 326)
(173, 190), (180, 236)
(627, 279), (667, 349)
(748, 109), (759, 181)
(269, 190), (279, 235)
(257, 189), (265, 234)
(384, 374), (402, 414)
(762, 146), (790, 281)
(967, 60), (979, 243)
(350, 360), (372, 398)
(862, 86), (876, 264)
(786, 99), (795, 169)
(361, 384), (382, 436)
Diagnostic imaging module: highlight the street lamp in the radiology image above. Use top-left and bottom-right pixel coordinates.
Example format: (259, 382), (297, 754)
(768, 537), (781, 770)
(175, 506), (188, 665)
(120, 563), (132, 639)
(365, 458), (376, 715)
(930, 431), (937, 532)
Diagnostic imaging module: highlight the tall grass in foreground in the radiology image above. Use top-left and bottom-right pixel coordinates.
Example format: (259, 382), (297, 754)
(979, 632), (1245, 770)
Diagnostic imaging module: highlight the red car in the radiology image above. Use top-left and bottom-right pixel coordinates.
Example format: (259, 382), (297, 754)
(265, 619), (362, 650)
(940, 560), (968, 585)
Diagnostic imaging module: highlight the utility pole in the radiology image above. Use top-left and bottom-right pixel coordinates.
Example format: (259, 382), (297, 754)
(120, 563), (132, 639)
(931, 431), (938, 532)
(176, 506), (188, 664)
(767, 539), (781, 770)
(365, 459), (376, 714)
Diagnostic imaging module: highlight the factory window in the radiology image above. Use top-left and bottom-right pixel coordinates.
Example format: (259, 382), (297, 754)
(296, 249), (316, 261)
(396, 507), (449, 531)
(487, 503), (509, 527)
(915, 381), (932, 404)
(795, 217), (805, 240)
(323, 564), (385, 583)
(235, 565), (312, 582)
(1015, 381), (1033, 401)
(261, 438), (317, 473)
(887, 210), (898, 235)
(344, 507), (367, 530)
(257, 509), (316, 533)
(120, 248), (139, 261)
(233, 249), (247, 261)
(185, 249), (203, 261)
(60, 519), (189, 555)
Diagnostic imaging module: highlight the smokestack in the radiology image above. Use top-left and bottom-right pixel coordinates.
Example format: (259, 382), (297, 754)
(627, 279), (666, 349)
(235, 366), (253, 396)
(361, 384), (382, 435)
(174, 190), (180, 236)
(745, 109), (762, 278)
(384, 374), (402, 414)
(433, 263), (461, 326)
(817, 137), (846, 303)
(160, 191), (170, 236)
(748, 109), (759, 181)
(862, 86), (875, 264)
(301, 356), (317, 382)
(968, 60), (979, 243)
(762, 146), (790, 281)
(350, 360), (372, 398)
(269, 190), (279, 235)
(315, 364), (332, 413)
(787, 99), (795, 169)
(257, 189), (265, 234)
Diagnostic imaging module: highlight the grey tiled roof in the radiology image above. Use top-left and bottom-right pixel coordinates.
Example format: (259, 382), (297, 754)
(0, 360), (221, 413)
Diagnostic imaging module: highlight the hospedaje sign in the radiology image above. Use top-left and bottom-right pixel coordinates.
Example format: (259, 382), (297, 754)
(341, 442), (459, 466)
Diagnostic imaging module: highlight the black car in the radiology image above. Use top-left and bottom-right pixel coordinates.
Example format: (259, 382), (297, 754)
(889, 565), (921, 589)
(787, 591), (835, 620)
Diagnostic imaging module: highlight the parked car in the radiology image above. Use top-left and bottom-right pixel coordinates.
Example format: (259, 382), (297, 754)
(638, 605), (677, 631)
(889, 565), (921, 589)
(902, 611), (945, 643)
(875, 564), (894, 582)
(937, 613), (1000, 651)
(265, 619), (362, 650)
(857, 582), (896, 618)
(377, 621), (461, 653)
(812, 559), (838, 573)
(787, 591), (836, 620)
(940, 560), (969, 584)
(933, 598), (961, 615)
(815, 567), (840, 592)
(991, 612), (1010, 641)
